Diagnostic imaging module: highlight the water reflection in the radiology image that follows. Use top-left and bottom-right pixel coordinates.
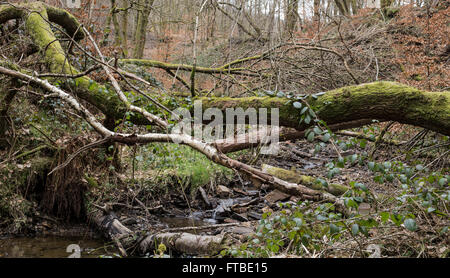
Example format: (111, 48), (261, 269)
(0, 236), (114, 258)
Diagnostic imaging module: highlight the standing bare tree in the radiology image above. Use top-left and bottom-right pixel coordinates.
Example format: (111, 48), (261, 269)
(133, 0), (155, 58)
(284, 0), (300, 37)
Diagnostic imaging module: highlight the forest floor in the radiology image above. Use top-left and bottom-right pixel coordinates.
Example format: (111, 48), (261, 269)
(4, 121), (446, 258)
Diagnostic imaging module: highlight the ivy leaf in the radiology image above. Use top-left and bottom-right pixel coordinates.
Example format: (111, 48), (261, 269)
(293, 218), (303, 227)
(329, 223), (340, 235)
(316, 178), (328, 188)
(314, 144), (321, 153)
(307, 131), (315, 142)
(404, 218), (417, 231)
(355, 182), (367, 191)
(276, 91), (285, 98)
(293, 102), (302, 109)
(351, 224), (359, 236)
(265, 90), (274, 96)
(399, 174), (408, 183)
(438, 178), (448, 186)
(322, 133), (331, 142)
(313, 126), (322, 135)
(304, 115), (311, 124)
(350, 154), (358, 163)
(360, 226), (369, 237)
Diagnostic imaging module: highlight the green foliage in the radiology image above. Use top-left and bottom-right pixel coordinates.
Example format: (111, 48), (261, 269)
(130, 143), (232, 193)
(222, 197), (382, 258)
(221, 110), (449, 257)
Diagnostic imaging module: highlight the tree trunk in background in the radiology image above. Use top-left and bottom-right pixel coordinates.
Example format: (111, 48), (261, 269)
(133, 0), (154, 59)
(351, 0), (359, 14)
(101, 5), (113, 46)
(335, 0), (350, 15)
(120, 0), (129, 58)
(111, 0), (126, 56)
(381, 0), (395, 9)
(314, 0), (320, 21)
(284, 0), (299, 37)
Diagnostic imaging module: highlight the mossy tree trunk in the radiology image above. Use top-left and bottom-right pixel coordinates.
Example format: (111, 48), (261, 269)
(199, 82), (450, 136)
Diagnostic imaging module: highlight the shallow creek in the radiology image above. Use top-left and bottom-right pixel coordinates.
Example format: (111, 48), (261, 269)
(0, 215), (217, 258)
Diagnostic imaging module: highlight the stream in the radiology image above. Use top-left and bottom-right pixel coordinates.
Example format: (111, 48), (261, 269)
(0, 236), (114, 258)
(0, 215), (218, 258)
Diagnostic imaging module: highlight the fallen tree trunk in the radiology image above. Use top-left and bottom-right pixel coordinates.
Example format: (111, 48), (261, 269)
(215, 119), (375, 153)
(139, 232), (226, 256)
(119, 59), (257, 76)
(89, 209), (227, 256)
(199, 82), (450, 136)
(335, 130), (407, 146)
(262, 164), (350, 196)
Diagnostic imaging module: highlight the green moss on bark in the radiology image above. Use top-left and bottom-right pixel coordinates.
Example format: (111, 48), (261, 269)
(262, 164), (349, 196)
(199, 82), (450, 136)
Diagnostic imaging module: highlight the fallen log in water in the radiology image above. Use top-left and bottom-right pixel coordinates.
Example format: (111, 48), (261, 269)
(89, 209), (229, 256)
(139, 232), (226, 256)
